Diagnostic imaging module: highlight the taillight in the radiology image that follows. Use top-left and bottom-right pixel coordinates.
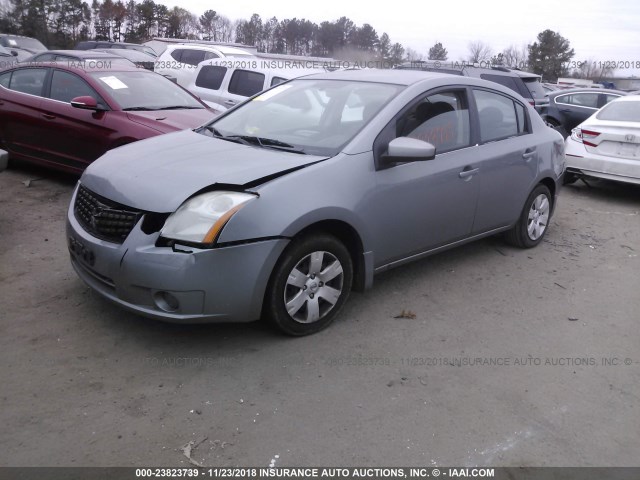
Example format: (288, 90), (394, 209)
(570, 128), (600, 147)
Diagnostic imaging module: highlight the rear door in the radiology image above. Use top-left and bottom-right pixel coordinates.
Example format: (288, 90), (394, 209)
(470, 88), (539, 233)
(189, 64), (228, 104)
(0, 67), (49, 159)
(220, 69), (267, 108)
(38, 69), (115, 170)
(170, 48), (219, 86)
(554, 92), (600, 130)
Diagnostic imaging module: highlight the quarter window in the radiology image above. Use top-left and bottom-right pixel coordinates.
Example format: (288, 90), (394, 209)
(228, 70), (265, 97)
(8, 68), (47, 96)
(271, 76), (287, 87)
(474, 89), (523, 142)
(195, 65), (227, 90)
(603, 94), (621, 104)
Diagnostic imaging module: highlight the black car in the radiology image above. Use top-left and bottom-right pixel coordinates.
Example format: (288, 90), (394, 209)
(544, 88), (628, 137)
(396, 61), (544, 114)
(75, 41), (157, 58)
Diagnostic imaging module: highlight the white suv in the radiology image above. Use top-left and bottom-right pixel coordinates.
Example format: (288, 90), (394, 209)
(154, 44), (254, 87)
(186, 60), (322, 109)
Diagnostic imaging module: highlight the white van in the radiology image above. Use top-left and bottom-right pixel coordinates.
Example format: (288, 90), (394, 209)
(186, 60), (322, 109)
(154, 44), (255, 87)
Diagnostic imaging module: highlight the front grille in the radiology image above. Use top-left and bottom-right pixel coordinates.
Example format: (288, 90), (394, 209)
(74, 185), (142, 243)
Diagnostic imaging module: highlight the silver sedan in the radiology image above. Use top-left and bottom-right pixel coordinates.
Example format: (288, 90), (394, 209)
(67, 69), (564, 335)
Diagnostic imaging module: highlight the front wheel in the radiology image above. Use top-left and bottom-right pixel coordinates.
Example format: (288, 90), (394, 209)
(505, 184), (552, 248)
(264, 234), (353, 336)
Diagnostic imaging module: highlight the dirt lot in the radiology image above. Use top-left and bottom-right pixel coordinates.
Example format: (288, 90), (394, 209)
(1, 164), (639, 467)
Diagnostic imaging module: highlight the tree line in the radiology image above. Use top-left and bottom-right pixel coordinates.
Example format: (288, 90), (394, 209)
(0, 0), (611, 81)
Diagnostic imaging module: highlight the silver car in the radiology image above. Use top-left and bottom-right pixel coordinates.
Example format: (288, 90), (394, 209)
(67, 70), (565, 336)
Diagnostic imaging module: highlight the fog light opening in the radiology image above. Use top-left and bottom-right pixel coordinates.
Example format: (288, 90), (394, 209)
(153, 291), (180, 313)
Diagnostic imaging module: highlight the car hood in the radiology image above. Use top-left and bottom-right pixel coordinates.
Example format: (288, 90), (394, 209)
(81, 129), (328, 212)
(126, 108), (217, 133)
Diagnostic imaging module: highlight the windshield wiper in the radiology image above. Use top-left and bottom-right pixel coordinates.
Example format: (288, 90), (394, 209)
(122, 106), (154, 111)
(229, 135), (307, 154)
(156, 105), (204, 110)
(201, 128), (306, 154)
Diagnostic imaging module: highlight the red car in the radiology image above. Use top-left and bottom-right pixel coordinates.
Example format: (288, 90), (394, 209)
(0, 63), (219, 173)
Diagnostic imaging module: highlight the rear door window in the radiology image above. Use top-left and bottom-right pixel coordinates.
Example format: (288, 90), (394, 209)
(8, 68), (47, 96)
(195, 65), (227, 90)
(179, 49), (206, 67)
(474, 89), (525, 142)
(555, 93), (599, 108)
(228, 70), (265, 97)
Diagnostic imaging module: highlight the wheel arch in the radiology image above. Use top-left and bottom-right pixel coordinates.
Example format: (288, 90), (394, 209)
(286, 219), (367, 293)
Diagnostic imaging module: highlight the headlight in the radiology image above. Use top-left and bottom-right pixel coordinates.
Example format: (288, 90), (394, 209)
(161, 191), (256, 245)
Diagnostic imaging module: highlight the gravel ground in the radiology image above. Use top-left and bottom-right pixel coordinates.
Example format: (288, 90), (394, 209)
(1, 164), (639, 467)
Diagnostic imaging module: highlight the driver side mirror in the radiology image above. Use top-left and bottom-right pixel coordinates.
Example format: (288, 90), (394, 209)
(10, 50), (18, 57)
(379, 137), (436, 167)
(70, 96), (104, 111)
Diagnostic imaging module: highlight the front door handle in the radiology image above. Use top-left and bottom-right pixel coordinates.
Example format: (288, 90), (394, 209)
(42, 113), (56, 120)
(459, 167), (479, 179)
(224, 100), (236, 105)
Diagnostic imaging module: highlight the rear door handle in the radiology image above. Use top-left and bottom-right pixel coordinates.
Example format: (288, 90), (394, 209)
(522, 148), (536, 160)
(224, 100), (236, 105)
(42, 113), (56, 120)
(459, 167), (479, 179)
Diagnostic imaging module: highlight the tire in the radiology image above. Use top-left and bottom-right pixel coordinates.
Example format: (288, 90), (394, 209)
(264, 234), (353, 336)
(505, 184), (552, 248)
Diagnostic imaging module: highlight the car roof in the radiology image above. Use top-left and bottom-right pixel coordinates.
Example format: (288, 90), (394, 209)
(302, 68), (474, 85)
(7, 62), (146, 74)
(548, 87), (627, 97)
(608, 95), (640, 103)
(38, 50), (126, 59)
(166, 44), (253, 56)
(197, 59), (321, 77)
(508, 70), (541, 80)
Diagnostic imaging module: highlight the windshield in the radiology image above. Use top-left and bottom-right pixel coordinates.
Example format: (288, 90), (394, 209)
(1, 36), (47, 51)
(596, 100), (640, 122)
(89, 70), (204, 110)
(205, 79), (404, 156)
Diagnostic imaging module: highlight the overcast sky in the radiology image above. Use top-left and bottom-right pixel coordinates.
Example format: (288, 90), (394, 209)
(159, 0), (640, 76)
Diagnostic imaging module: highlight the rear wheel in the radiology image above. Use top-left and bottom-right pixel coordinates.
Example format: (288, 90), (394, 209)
(264, 234), (353, 336)
(505, 184), (552, 248)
